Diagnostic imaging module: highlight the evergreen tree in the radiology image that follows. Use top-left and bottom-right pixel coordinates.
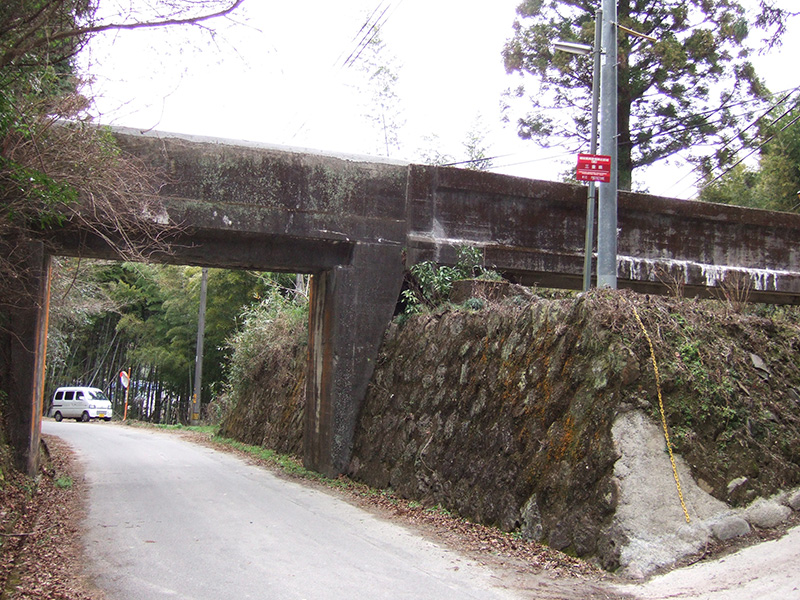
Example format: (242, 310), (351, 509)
(502, 0), (795, 190)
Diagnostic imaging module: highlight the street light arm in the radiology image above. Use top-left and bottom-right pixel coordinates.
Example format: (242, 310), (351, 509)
(615, 22), (658, 42)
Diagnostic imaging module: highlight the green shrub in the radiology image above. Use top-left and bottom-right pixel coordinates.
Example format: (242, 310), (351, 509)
(402, 246), (502, 315)
(218, 284), (308, 425)
(463, 297), (486, 311)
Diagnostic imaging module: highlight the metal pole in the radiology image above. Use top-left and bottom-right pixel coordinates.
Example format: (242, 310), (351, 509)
(583, 9), (603, 292)
(191, 267), (208, 426)
(123, 369), (130, 421)
(597, 0), (618, 289)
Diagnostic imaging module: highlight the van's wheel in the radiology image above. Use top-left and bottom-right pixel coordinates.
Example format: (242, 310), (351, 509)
(53, 412), (63, 422)
(80, 412), (90, 422)
(104, 417), (111, 422)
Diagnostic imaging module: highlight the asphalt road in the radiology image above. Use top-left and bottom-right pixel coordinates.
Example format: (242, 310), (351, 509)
(42, 421), (523, 600)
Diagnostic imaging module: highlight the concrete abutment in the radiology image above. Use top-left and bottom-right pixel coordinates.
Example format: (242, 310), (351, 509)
(305, 243), (404, 476)
(0, 242), (51, 474)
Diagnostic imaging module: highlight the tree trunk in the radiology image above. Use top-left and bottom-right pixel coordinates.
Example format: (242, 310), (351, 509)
(617, 14), (633, 192)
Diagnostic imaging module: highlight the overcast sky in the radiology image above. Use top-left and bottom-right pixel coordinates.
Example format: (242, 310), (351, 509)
(81, 0), (800, 200)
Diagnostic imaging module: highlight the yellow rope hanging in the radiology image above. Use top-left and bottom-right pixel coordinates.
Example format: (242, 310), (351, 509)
(631, 304), (691, 524)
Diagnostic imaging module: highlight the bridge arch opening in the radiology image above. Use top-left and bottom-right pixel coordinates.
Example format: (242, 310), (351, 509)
(4, 225), (403, 477)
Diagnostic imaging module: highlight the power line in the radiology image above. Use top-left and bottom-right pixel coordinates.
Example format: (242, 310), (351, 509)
(659, 89), (800, 196)
(473, 86), (799, 195)
(697, 109), (800, 191)
(441, 152), (516, 168)
(527, 88), (785, 159)
(699, 89), (797, 158)
(669, 106), (800, 199)
(340, 2), (391, 69)
(488, 150), (576, 171)
(625, 89), (794, 149)
(637, 86), (800, 197)
(337, 0), (406, 70)
(684, 92), (800, 192)
(290, 1), (398, 143)
(333, 1), (389, 68)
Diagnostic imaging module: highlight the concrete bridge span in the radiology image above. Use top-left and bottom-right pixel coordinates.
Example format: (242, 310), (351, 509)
(4, 127), (800, 477)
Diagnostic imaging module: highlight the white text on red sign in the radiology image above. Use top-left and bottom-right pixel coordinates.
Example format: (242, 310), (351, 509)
(576, 153), (611, 183)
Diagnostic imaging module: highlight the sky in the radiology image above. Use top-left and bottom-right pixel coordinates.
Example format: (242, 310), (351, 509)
(80, 0), (800, 200)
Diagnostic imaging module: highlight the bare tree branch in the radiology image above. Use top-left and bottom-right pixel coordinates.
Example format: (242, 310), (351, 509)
(0, 0), (246, 69)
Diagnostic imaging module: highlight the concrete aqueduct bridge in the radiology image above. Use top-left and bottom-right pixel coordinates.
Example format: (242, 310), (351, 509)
(4, 127), (800, 476)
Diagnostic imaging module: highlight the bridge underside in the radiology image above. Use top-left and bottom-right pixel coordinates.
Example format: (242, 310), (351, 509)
(3, 128), (800, 476)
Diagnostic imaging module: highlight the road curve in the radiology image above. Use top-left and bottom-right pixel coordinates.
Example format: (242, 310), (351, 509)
(43, 421), (522, 600)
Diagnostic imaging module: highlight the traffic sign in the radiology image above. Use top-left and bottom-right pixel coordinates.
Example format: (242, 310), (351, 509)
(576, 153), (611, 183)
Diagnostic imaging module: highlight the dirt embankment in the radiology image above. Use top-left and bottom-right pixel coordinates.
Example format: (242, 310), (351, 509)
(219, 317), (306, 456)
(0, 436), (101, 599)
(222, 288), (800, 574)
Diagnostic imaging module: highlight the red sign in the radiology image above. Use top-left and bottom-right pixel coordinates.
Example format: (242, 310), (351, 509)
(576, 153), (611, 183)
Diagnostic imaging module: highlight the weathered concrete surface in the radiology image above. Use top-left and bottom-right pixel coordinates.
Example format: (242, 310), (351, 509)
(60, 129), (800, 304)
(405, 164), (800, 303)
(46, 130), (409, 478)
(59, 129), (410, 271)
(0, 241), (51, 474)
(5, 127), (800, 475)
(615, 192), (800, 302)
(305, 243), (404, 475)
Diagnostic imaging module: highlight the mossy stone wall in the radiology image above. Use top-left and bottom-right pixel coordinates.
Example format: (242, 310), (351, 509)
(349, 297), (631, 564)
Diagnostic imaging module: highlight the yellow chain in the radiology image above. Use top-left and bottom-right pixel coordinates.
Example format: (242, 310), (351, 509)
(632, 304), (691, 524)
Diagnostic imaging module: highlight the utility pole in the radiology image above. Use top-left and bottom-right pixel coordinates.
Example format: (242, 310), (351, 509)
(190, 267), (208, 426)
(597, 0), (618, 289)
(555, 14), (603, 292)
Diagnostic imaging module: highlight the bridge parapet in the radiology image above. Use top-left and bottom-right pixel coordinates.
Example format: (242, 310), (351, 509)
(404, 164), (800, 304)
(115, 128), (409, 248)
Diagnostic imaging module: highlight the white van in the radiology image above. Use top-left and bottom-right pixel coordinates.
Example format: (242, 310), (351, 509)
(48, 386), (113, 422)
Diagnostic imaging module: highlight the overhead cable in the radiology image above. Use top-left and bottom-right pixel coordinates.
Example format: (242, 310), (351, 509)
(340, 2), (392, 69)
(698, 110), (800, 190)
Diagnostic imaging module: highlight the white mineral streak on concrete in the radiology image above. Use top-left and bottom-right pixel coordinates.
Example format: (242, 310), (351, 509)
(408, 220), (491, 264)
(143, 205), (170, 225)
(317, 229), (351, 240)
(617, 255), (797, 291)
